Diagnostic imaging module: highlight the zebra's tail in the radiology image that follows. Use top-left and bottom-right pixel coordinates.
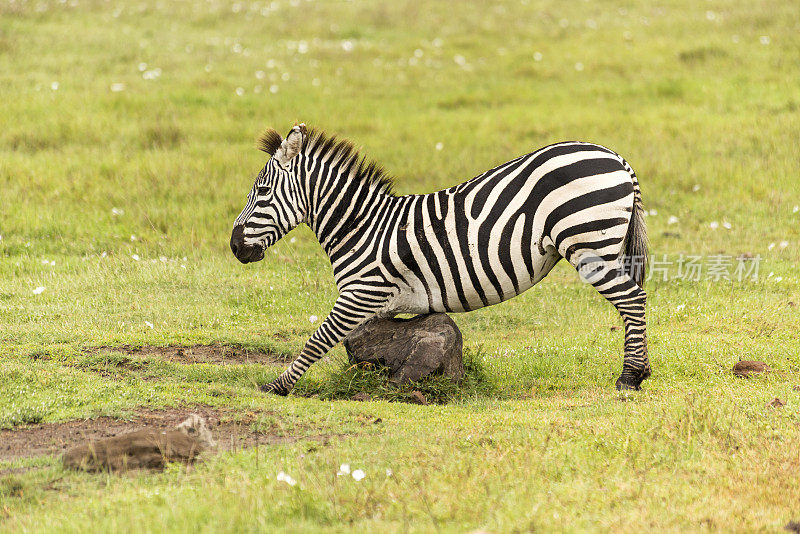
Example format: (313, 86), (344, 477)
(622, 159), (648, 288)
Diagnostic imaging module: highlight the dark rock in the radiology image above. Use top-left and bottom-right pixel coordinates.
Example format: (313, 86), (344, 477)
(351, 392), (371, 402)
(409, 391), (428, 405)
(733, 361), (769, 377)
(785, 520), (800, 533)
(344, 314), (464, 385)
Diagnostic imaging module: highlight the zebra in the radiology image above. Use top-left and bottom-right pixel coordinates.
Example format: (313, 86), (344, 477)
(230, 124), (650, 395)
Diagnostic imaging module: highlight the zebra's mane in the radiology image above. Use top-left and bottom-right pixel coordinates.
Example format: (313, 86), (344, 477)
(258, 126), (395, 196)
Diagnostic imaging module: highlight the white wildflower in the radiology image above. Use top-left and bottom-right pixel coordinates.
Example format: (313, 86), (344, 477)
(533, 51), (543, 61)
(667, 216), (679, 225)
(100, 251), (107, 258)
(352, 469), (365, 481)
(269, 85), (279, 94)
(255, 70), (265, 79)
(131, 254), (140, 261)
(32, 286), (46, 295)
(692, 184), (701, 192)
(709, 221), (719, 230)
(51, 81), (59, 91)
(435, 142), (444, 151)
(235, 87), (245, 96)
(145, 321), (153, 328)
(138, 62), (147, 72)
(722, 221), (732, 230)
(768, 243), (776, 251)
(759, 36), (770, 45)
(341, 40), (354, 52)
(385, 468), (393, 477)
(309, 315), (318, 324)
(337, 463), (350, 476)
(276, 471), (297, 486)
(111, 207), (124, 216)
(779, 241), (789, 249)
(130, 235), (137, 241)
(793, 205), (799, 213)
(775, 276), (783, 282)
(676, 304), (685, 311)
(648, 209), (658, 216)
(574, 62), (584, 71)
(110, 83), (126, 92)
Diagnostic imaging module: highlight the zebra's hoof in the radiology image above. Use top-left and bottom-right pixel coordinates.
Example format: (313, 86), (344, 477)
(615, 377), (641, 391)
(615, 367), (651, 391)
(259, 382), (290, 396)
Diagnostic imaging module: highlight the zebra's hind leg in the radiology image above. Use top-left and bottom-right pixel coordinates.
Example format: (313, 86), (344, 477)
(573, 254), (650, 390)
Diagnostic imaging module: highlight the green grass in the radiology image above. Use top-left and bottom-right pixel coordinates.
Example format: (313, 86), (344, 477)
(1, 0), (799, 531)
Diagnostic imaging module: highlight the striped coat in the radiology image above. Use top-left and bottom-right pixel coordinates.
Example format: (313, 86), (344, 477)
(231, 125), (650, 395)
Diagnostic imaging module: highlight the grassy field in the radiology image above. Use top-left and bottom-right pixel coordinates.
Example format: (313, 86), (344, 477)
(2, 0), (799, 531)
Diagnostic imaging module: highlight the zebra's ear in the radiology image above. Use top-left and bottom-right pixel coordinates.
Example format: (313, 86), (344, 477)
(274, 123), (306, 166)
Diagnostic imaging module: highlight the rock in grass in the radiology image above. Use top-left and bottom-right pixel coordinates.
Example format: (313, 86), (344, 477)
(409, 390), (428, 405)
(62, 414), (214, 472)
(766, 398), (786, 409)
(344, 314), (464, 385)
(732, 361), (769, 377)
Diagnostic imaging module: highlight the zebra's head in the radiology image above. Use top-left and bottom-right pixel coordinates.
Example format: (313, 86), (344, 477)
(230, 124), (307, 264)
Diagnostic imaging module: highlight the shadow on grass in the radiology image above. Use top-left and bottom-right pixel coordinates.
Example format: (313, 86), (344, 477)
(293, 348), (499, 404)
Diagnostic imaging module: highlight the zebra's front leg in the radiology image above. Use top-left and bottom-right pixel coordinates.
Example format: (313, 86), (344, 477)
(260, 291), (388, 396)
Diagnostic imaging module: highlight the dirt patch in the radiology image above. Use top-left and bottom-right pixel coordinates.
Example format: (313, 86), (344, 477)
(91, 344), (290, 366)
(0, 406), (324, 466)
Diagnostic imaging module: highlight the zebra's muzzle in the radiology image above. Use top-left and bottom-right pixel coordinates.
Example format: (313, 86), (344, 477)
(230, 225), (265, 264)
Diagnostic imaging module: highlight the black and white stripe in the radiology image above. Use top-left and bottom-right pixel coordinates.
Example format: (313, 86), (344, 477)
(231, 125), (650, 394)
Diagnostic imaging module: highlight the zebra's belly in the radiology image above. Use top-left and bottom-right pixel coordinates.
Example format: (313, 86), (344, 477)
(384, 245), (561, 315)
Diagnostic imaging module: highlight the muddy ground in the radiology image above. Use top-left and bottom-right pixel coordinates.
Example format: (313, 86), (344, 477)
(89, 344), (290, 365)
(0, 406), (312, 467)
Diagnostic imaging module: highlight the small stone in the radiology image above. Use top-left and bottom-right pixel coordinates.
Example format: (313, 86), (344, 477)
(732, 361), (769, 377)
(409, 390), (428, 405)
(766, 398), (786, 408)
(351, 392), (371, 402)
(610, 325), (620, 332)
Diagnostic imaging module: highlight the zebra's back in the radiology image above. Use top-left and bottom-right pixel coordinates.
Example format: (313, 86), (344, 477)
(383, 141), (636, 315)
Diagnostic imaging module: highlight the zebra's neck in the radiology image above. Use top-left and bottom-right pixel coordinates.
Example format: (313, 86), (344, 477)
(302, 154), (400, 259)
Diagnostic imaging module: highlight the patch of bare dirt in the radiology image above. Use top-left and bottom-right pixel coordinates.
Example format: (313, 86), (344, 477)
(92, 344), (290, 365)
(0, 406), (327, 466)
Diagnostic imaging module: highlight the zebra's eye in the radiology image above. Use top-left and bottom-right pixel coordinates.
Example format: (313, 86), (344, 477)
(257, 186), (271, 196)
